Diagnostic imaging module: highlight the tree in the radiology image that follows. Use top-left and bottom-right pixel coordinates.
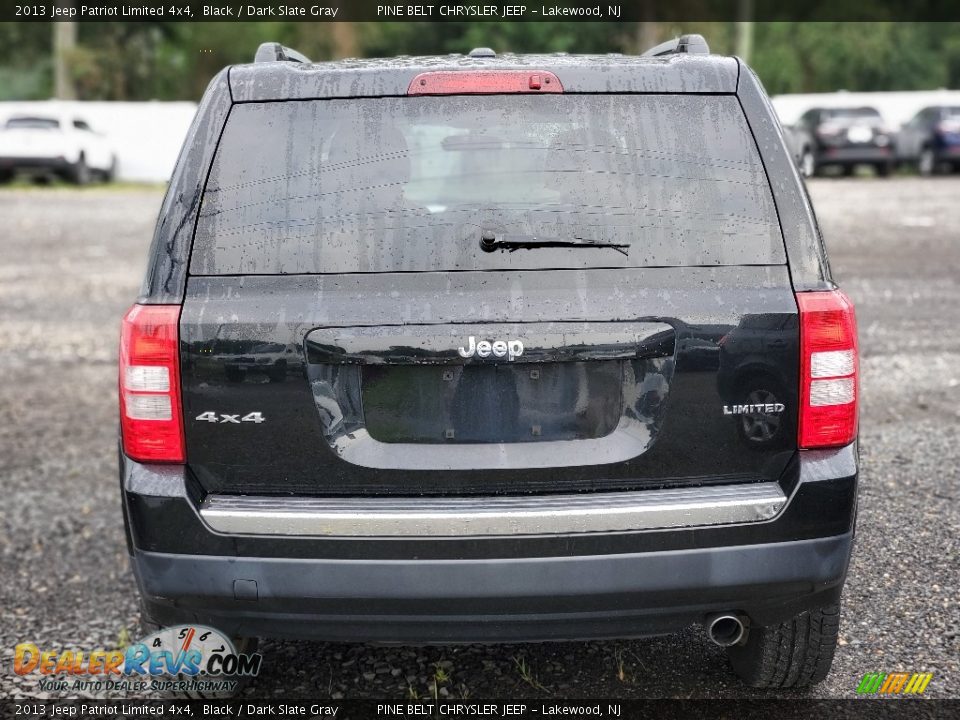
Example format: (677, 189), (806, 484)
(0, 20), (958, 102)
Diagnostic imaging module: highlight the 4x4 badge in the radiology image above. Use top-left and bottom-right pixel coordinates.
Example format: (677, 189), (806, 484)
(195, 411), (266, 424)
(457, 336), (524, 361)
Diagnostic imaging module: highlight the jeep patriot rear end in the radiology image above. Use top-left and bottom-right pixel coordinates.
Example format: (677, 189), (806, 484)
(119, 37), (859, 687)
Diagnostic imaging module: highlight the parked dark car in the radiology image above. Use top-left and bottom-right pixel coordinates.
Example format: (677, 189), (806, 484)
(896, 105), (960, 175)
(119, 37), (859, 689)
(791, 106), (894, 177)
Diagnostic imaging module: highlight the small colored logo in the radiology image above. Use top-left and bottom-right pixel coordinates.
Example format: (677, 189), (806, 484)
(13, 625), (261, 694)
(856, 672), (933, 695)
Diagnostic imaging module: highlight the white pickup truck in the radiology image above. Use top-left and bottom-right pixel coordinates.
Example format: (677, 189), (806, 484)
(0, 114), (116, 184)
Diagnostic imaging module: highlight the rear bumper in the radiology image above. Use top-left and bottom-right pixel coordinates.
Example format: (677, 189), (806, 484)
(121, 445), (858, 642)
(134, 534), (852, 643)
(934, 144), (960, 160)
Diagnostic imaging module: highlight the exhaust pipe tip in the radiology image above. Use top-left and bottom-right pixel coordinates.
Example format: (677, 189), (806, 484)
(706, 613), (747, 647)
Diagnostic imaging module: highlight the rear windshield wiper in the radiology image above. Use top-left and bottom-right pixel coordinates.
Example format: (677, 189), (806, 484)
(480, 231), (630, 257)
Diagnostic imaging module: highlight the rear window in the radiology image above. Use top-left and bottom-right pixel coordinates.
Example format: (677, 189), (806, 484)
(822, 108), (881, 120)
(5, 117), (59, 130)
(191, 94), (785, 275)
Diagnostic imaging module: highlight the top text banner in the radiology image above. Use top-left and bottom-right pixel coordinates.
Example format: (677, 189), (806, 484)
(7, 1), (960, 22)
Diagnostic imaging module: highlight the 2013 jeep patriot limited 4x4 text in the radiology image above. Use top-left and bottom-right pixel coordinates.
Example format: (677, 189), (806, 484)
(119, 36), (859, 688)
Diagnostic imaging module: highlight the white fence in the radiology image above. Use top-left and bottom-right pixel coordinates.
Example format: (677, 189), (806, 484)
(0, 100), (197, 182)
(772, 90), (960, 128)
(3, 92), (958, 183)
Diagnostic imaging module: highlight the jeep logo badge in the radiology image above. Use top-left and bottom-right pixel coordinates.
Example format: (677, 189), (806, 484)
(457, 336), (524, 361)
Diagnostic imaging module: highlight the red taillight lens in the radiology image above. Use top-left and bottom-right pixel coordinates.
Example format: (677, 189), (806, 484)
(797, 290), (859, 449)
(119, 304), (184, 463)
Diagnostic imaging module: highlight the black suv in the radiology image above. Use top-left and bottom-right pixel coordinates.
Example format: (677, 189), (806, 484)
(792, 106), (894, 177)
(119, 37), (859, 688)
(896, 105), (960, 175)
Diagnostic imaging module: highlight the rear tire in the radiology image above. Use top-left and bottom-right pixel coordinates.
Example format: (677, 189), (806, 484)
(841, 164), (855, 177)
(727, 604), (841, 688)
(875, 161), (891, 177)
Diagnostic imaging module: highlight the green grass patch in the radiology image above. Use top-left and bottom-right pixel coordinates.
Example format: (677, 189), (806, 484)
(0, 178), (166, 192)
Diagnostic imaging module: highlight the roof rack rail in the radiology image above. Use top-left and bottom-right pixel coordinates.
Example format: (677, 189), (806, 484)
(641, 34), (710, 58)
(254, 42), (311, 64)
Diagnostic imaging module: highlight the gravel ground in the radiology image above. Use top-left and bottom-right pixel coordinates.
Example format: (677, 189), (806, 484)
(0, 179), (957, 700)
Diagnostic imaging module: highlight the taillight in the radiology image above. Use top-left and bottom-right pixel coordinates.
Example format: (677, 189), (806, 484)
(119, 304), (184, 463)
(797, 290), (859, 449)
(407, 71), (564, 95)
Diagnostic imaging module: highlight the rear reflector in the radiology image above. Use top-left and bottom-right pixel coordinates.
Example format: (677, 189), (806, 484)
(119, 304), (184, 463)
(796, 290), (859, 448)
(408, 71), (564, 95)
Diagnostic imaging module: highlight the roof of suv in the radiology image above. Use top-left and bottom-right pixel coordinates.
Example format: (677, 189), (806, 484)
(229, 53), (741, 102)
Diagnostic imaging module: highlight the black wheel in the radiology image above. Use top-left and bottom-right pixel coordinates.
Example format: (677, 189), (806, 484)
(727, 604), (841, 688)
(841, 164), (855, 177)
(875, 161), (891, 177)
(71, 155), (90, 185)
(0, 169), (13, 184)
